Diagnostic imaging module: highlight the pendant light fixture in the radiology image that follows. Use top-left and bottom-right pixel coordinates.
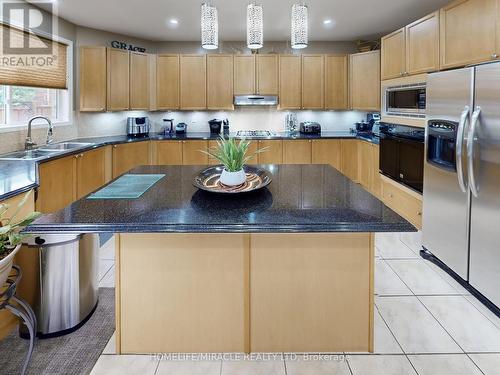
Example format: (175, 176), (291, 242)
(201, 2), (218, 50)
(291, 3), (308, 49)
(247, 3), (263, 49)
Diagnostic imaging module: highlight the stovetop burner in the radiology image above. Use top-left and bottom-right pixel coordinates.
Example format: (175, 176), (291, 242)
(236, 130), (275, 138)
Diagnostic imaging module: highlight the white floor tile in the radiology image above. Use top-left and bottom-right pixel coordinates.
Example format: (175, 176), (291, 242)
(99, 260), (114, 281)
(222, 359), (285, 375)
(469, 353), (500, 375)
(376, 233), (419, 260)
(375, 232), (401, 249)
(348, 355), (416, 375)
(375, 259), (412, 296)
(99, 266), (115, 288)
(420, 296), (500, 352)
(285, 356), (350, 375)
(90, 355), (159, 375)
(102, 331), (116, 355)
(386, 260), (460, 295)
(376, 296), (462, 354)
(400, 231), (422, 253)
(408, 354), (483, 375)
(156, 360), (221, 375)
(465, 295), (500, 330)
(424, 261), (470, 295)
(100, 236), (115, 260)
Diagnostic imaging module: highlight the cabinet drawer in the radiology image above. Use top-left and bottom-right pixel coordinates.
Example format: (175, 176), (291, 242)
(381, 177), (422, 229)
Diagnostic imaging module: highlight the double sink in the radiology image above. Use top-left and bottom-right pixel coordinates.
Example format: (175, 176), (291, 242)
(0, 142), (95, 161)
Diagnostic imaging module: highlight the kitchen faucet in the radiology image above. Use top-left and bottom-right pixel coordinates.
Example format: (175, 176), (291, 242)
(25, 116), (53, 150)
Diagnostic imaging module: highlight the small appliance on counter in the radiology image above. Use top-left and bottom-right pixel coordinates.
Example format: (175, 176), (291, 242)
(285, 113), (298, 133)
(163, 118), (174, 135)
(176, 122), (188, 134)
(299, 121), (321, 134)
(223, 119), (230, 136)
(127, 116), (150, 137)
(209, 119), (223, 134)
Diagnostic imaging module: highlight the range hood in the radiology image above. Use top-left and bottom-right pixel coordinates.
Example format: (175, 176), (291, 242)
(234, 95), (278, 106)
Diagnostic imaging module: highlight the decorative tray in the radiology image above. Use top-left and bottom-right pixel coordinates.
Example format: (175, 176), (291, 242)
(193, 165), (272, 194)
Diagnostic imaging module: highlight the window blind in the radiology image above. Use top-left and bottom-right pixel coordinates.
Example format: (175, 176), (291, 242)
(0, 23), (68, 89)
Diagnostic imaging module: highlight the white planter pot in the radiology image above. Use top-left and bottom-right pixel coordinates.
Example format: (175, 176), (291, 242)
(220, 168), (246, 186)
(0, 244), (21, 287)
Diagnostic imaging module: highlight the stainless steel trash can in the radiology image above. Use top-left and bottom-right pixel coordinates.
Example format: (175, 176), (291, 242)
(23, 233), (99, 336)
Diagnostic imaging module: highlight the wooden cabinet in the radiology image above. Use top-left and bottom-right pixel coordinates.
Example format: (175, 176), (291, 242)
(112, 141), (150, 178)
(325, 55), (348, 110)
(279, 55), (302, 109)
(381, 176), (422, 229)
(107, 48), (130, 111)
(440, 0), (498, 69)
(129, 52), (150, 110)
(358, 141), (372, 190)
(256, 54), (279, 95)
(79, 46), (106, 112)
(341, 139), (359, 182)
(180, 55), (207, 110)
(371, 144), (381, 198)
(302, 55), (325, 109)
(234, 55), (256, 95)
(283, 140), (312, 164)
(182, 140), (208, 165)
(154, 140), (183, 165)
(157, 54), (180, 110)
(311, 139), (342, 171)
(257, 140), (283, 164)
(349, 51), (380, 111)
(406, 11), (440, 75)
(207, 54), (234, 110)
(76, 147), (108, 199)
(381, 28), (406, 80)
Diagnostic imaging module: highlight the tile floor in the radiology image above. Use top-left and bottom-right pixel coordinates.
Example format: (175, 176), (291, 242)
(91, 233), (500, 375)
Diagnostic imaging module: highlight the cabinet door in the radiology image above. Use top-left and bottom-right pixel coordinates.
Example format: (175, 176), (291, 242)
(406, 11), (440, 75)
(381, 28), (406, 80)
(371, 144), (381, 198)
(341, 139), (359, 182)
(182, 140), (208, 165)
(279, 55), (302, 109)
(325, 55), (348, 110)
(77, 147), (107, 199)
(257, 140), (283, 164)
(155, 141), (183, 165)
(256, 54), (279, 95)
(79, 46), (106, 112)
(283, 140), (312, 164)
(130, 52), (150, 110)
(311, 139), (342, 171)
(440, 0), (497, 69)
(234, 55), (256, 95)
(207, 140), (255, 166)
(157, 54), (180, 110)
(112, 141), (150, 178)
(36, 155), (76, 213)
(358, 141), (372, 190)
(107, 48), (130, 111)
(207, 54), (234, 110)
(302, 55), (325, 109)
(349, 51), (380, 111)
(180, 55), (207, 110)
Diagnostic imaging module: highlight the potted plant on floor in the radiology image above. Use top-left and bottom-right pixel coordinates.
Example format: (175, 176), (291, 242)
(0, 191), (41, 286)
(202, 137), (267, 186)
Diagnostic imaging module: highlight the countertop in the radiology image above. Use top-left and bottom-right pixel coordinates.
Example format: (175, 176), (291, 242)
(26, 164), (414, 234)
(0, 131), (379, 200)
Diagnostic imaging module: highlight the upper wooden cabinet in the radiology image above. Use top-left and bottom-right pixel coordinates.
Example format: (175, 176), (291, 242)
(207, 54), (234, 110)
(180, 54), (207, 110)
(279, 55), (302, 110)
(80, 46), (106, 112)
(256, 54), (279, 95)
(381, 28), (406, 80)
(107, 48), (130, 111)
(157, 54), (180, 110)
(440, 0), (498, 69)
(301, 55), (325, 110)
(406, 11), (440, 75)
(234, 55), (256, 95)
(325, 55), (348, 110)
(349, 51), (380, 111)
(129, 52), (150, 110)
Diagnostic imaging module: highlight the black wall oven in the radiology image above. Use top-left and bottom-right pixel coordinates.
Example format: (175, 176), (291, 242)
(379, 124), (425, 193)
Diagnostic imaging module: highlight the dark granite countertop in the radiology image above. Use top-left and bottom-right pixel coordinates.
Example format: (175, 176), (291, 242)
(26, 164), (415, 234)
(0, 131), (379, 201)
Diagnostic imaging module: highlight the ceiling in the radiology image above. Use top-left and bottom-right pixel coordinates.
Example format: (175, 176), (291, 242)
(45, 0), (449, 42)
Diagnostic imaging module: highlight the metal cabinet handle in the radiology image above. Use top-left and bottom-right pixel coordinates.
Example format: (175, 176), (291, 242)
(492, 53), (498, 59)
(456, 106), (469, 193)
(113, 145), (117, 149)
(468, 106), (481, 198)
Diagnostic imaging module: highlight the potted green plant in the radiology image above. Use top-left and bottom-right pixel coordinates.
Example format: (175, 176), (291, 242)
(202, 137), (267, 186)
(0, 191), (41, 286)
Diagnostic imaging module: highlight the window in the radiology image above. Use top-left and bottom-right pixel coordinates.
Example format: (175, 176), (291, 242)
(0, 85), (69, 126)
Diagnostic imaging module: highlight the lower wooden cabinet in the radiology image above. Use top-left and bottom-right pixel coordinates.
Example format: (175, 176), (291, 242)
(256, 140), (283, 164)
(182, 140), (208, 165)
(358, 141), (381, 198)
(283, 140), (312, 164)
(76, 147), (109, 199)
(154, 140), (183, 165)
(341, 139), (359, 182)
(381, 175), (423, 229)
(311, 139), (342, 171)
(112, 141), (150, 178)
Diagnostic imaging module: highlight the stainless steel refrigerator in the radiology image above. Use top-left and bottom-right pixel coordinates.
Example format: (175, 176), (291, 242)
(423, 62), (500, 308)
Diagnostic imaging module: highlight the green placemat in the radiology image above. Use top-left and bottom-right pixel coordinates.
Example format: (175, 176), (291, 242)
(87, 174), (165, 199)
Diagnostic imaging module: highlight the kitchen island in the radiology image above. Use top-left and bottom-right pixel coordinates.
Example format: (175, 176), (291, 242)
(27, 164), (415, 354)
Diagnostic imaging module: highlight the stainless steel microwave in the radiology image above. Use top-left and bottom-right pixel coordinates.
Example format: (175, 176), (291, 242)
(383, 82), (426, 118)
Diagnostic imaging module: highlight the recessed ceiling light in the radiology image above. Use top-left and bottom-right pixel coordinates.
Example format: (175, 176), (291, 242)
(323, 19), (332, 25)
(170, 19), (179, 25)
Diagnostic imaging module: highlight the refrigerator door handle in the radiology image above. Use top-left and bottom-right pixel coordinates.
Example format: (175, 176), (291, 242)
(456, 106), (470, 193)
(468, 106), (481, 198)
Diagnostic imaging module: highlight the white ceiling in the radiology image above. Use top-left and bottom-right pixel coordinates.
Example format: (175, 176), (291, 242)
(47, 0), (449, 42)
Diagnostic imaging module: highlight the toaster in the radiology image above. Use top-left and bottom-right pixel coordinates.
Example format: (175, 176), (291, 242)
(127, 117), (150, 137)
(299, 122), (321, 134)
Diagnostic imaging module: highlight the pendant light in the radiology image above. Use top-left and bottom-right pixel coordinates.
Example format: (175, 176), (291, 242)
(201, 2), (218, 50)
(291, 3), (308, 49)
(247, 3), (263, 49)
